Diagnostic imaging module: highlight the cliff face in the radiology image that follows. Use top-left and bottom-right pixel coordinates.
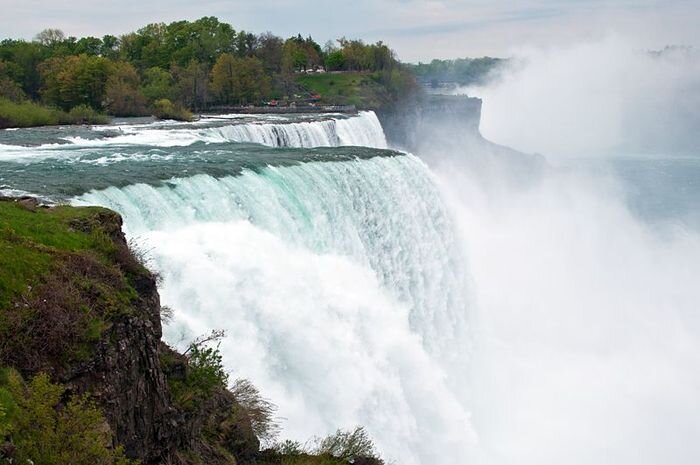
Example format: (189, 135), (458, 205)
(0, 199), (259, 464)
(377, 94), (545, 188)
(378, 94), (482, 152)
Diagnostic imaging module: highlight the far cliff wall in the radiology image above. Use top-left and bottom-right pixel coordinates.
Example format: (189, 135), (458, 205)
(378, 94), (482, 152)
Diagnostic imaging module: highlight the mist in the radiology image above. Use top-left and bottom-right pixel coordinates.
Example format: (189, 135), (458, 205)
(458, 37), (700, 157)
(419, 36), (700, 465)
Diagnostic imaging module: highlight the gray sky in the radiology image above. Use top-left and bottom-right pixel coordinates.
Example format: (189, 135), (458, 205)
(1, 0), (698, 61)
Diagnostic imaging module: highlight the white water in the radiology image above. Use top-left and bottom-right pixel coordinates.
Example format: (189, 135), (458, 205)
(72, 111), (386, 148)
(0, 111), (385, 155)
(75, 154), (475, 465)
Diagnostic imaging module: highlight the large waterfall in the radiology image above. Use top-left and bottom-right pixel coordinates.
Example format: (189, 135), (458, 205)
(74, 153), (475, 465)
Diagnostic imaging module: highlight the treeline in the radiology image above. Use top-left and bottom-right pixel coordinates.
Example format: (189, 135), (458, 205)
(0, 16), (408, 120)
(407, 57), (504, 86)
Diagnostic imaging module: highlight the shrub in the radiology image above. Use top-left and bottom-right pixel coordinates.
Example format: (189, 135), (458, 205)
(67, 104), (110, 125)
(273, 439), (306, 455)
(169, 331), (229, 407)
(187, 342), (229, 394)
(1, 370), (133, 465)
(152, 98), (193, 121)
(231, 378), (279, 444)
(0, 97), (61, 128)
(315, 427), (380, 461)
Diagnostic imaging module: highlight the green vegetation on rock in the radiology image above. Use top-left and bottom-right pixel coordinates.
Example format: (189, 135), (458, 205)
(407, 56), (504, 85)
(295, 70), (417, 109)
(0, 199), (146, 373)
(0, 369), (134, 464)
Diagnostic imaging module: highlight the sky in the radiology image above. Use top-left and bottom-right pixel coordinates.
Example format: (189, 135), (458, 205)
(0, 0), (698, 62)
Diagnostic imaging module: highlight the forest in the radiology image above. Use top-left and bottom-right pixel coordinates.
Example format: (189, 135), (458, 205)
(0, 16), (413, 124)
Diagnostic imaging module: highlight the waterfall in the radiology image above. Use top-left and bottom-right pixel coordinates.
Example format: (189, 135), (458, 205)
(74, 153), (475, 465)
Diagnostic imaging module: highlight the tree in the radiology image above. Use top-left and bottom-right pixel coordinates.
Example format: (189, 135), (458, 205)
(255, 32), (283, 74)
(104, 61), (147, 116)
(39, 54), (112, 110)
(0, 60), (26, 101)
(74, 37), (103, 56)
(325, 50), (345, 71)
(0, 40), (49, 98)
(172, 59), (210, 111)
(142, 66), (173, 101)
(211, 53), (237, 104)
(34, 28), (65, 46)
(100, 35), (120, 60)
(211, 54), (271, 105)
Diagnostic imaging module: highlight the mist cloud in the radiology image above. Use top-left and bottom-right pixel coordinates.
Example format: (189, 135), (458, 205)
(464, 37), (700, 156)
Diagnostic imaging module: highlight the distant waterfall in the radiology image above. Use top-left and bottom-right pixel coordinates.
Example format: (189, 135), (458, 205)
(206, 111), (387, 148)
(48, 111), (387, 149)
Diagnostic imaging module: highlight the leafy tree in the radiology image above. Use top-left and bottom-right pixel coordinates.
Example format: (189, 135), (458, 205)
(211, 54), (270, 105)
(142, 66), (173, 101)
(211, 53), (238, 103)
(74, 36), (103, 56)
(39, 54), (112, 110)
(0, 60), (25, 102)
(234, 31), (257, 58)
(172, 59), (210, 110)
(100, 35), (120, 60)
(255, 32), (283, 73)
(0, 40), (49, 98)
(325, 51), (345, 71)
(104, 61), (147, 116)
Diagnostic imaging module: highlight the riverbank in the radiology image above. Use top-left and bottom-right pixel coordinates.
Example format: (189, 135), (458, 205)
(0, 98), (109, 129)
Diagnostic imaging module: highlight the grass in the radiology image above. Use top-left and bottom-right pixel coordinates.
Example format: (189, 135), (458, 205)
(294, 72), (389, 108)
(0, 98), (110, 129)
(0, 199), (148, 372)
(0, 202), (115, 308)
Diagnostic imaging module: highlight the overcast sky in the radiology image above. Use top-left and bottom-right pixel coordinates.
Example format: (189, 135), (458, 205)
(1, 0), (698, 62)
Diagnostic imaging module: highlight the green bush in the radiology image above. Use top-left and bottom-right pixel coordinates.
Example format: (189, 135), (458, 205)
(231, 378), (279, 443)
(0, 98), (108, 128)
(168, 332), (229, 408)
(152, 98), (193, 121)
(0, 370), (134, 465)
(67, 104), (110, 124)
(0, 97), (61, 128)
(187, 342), (229, 394)
(315, 427), (380, 461)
